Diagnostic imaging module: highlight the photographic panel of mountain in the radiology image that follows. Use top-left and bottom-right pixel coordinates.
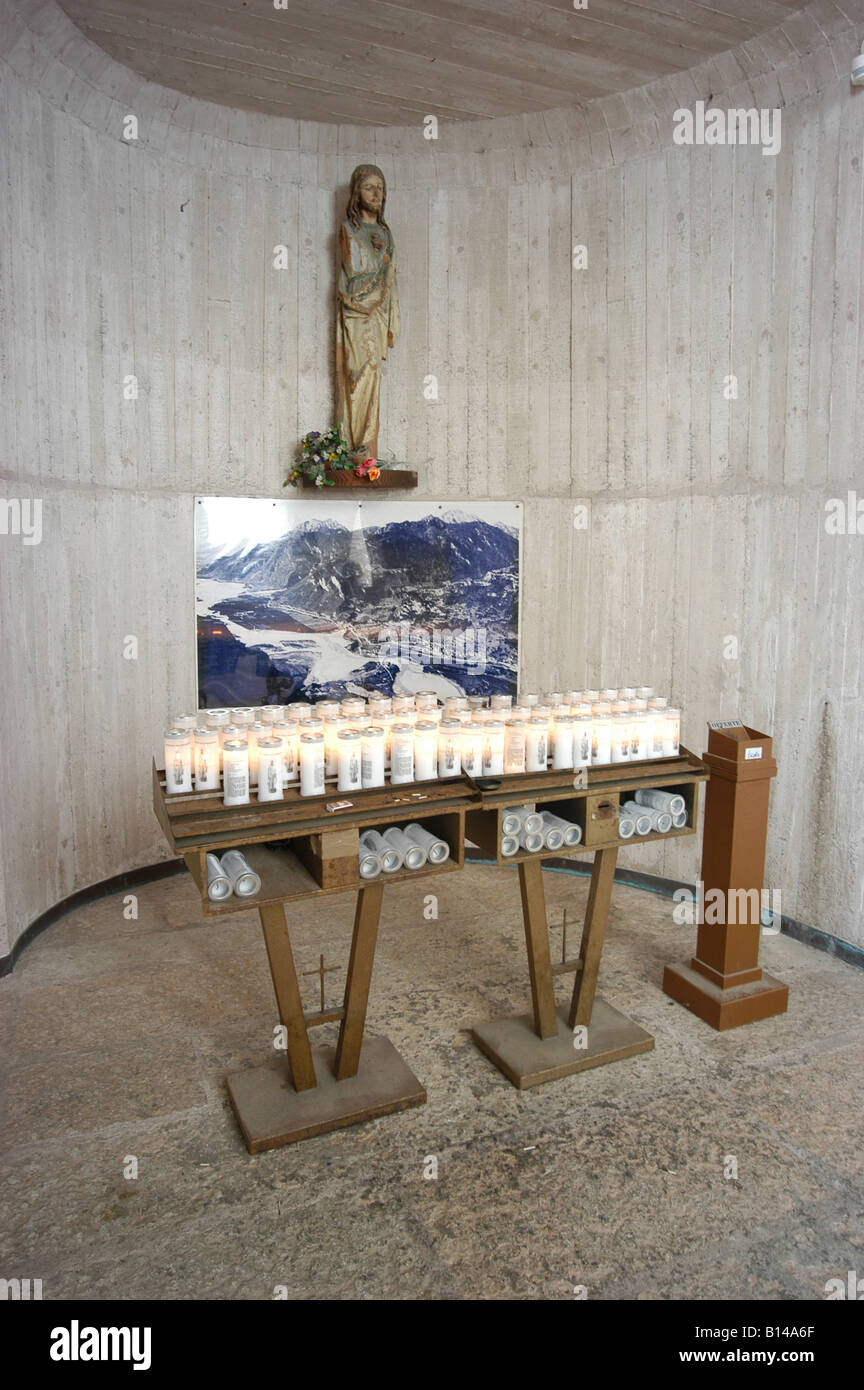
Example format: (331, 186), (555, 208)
(195, 498), (521, 706)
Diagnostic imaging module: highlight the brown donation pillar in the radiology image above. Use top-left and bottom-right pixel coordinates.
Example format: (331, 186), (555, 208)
(663, 723), (789, 1030)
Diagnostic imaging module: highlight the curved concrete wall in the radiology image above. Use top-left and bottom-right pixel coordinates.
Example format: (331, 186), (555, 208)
(2, 0), (863, 956)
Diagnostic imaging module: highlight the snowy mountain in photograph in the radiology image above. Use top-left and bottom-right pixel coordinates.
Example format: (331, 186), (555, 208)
(195, 502), (521, 706)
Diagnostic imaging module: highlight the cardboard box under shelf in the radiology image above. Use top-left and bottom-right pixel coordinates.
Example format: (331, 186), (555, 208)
(293, 827), (360, 890)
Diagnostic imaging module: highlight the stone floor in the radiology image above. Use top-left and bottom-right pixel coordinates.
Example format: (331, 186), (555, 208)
(1, 862), (862, 1301)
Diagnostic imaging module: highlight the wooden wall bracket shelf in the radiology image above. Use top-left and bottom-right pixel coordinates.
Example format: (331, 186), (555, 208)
(299, 467), (417, 490)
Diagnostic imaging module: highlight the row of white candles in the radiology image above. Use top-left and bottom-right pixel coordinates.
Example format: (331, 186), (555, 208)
(162, 687), (682, 804)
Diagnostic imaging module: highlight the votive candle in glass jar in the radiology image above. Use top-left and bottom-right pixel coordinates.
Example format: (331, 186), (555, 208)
(205, 709), (232, 743)
(467, 695), (487, 711)
(525, 716), (548, 772)
(222, 739), (250, 806)
(316, 700), (340, 722)
(591, 711), (612, 766)
(172, 713), (198, 734)
(414, 720), (438, 781)
(259, 704), (285, 726)
(340, 697), (366, 721)
(637, 686), (654, 700)
(618, 687), (636, 700)
(481, 720), (505, 775)
(390, 723), (415, 785)
(552, 714), (575, 769)
(275, 720), (298, 785)
(544, 691), (564, 707)
(490, 694), (512, 712)
(646, 698), (666, 757)
(629, 711), (648, 761)
(663, 707), (681, 756)
(247, 721), (268, 787)
(299, 732), (325, 797)
(601, 688), (618, 703)
(392, 695), (414, 716)
(611, 712), (631, 763)
(193, 726), (220, 791)
(461, 722), (482, 776)
(572, 707), (592, 768)
(416, 690), (438, 711)
(582, 689), (600, 703)
(368, 695), (392, 716)
(164, 730), (193, 793)
(337, 729), (362, 792)
(362, 727), (386, 788)
(518, 693), (539, 708)
(504, 718), (527, 774)
(324, 714), (347, 777)
(257, 738), (284, 802)
(438, 719), (462, 777)
(288, 701), (313, 723)
(232, 708), (255, 731)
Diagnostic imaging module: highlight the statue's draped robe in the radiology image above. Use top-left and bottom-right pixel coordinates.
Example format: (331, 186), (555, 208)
(336, 218), (400, 457)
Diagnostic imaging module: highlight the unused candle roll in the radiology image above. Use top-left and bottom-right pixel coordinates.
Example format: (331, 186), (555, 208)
(404, 822), (450, 864)
(618, 802), (653, 835)
(672, 810), (687, 829)
(539, 810), (582, 847)
(358, 846), (383, 879)
(621, 799), (672, 832)
(205, 852), (232, 901)
(518, 828), (544, 853)
(360, 829), (401, 873)
(617, 814), (636, 839)
(503, 806), (543, 836)
(383, 826), (426, 870)
(219, 850), (261, 897)
(541, 822), (564, 850)
(634, 788), (685, 816)
(501, 833), (520, 857)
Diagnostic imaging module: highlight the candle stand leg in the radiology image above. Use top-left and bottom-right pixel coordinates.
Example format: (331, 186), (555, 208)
(471, 848), (654, 1089)
(226, 889), (425, 1153)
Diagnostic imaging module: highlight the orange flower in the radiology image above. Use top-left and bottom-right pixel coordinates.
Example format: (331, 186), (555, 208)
(367, 466), (380, 482)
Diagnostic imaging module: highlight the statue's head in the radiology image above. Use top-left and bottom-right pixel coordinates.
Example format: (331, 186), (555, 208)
(346, 165), (388, 228)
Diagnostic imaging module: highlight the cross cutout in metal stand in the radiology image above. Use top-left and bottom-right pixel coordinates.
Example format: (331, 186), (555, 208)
(303, 953), (339, 1013)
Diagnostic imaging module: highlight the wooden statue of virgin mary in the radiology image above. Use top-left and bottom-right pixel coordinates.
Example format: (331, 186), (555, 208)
(336, 165), (400, 461)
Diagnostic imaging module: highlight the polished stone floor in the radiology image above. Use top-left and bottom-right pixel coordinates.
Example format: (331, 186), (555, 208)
(1, 862), (862, 1301)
